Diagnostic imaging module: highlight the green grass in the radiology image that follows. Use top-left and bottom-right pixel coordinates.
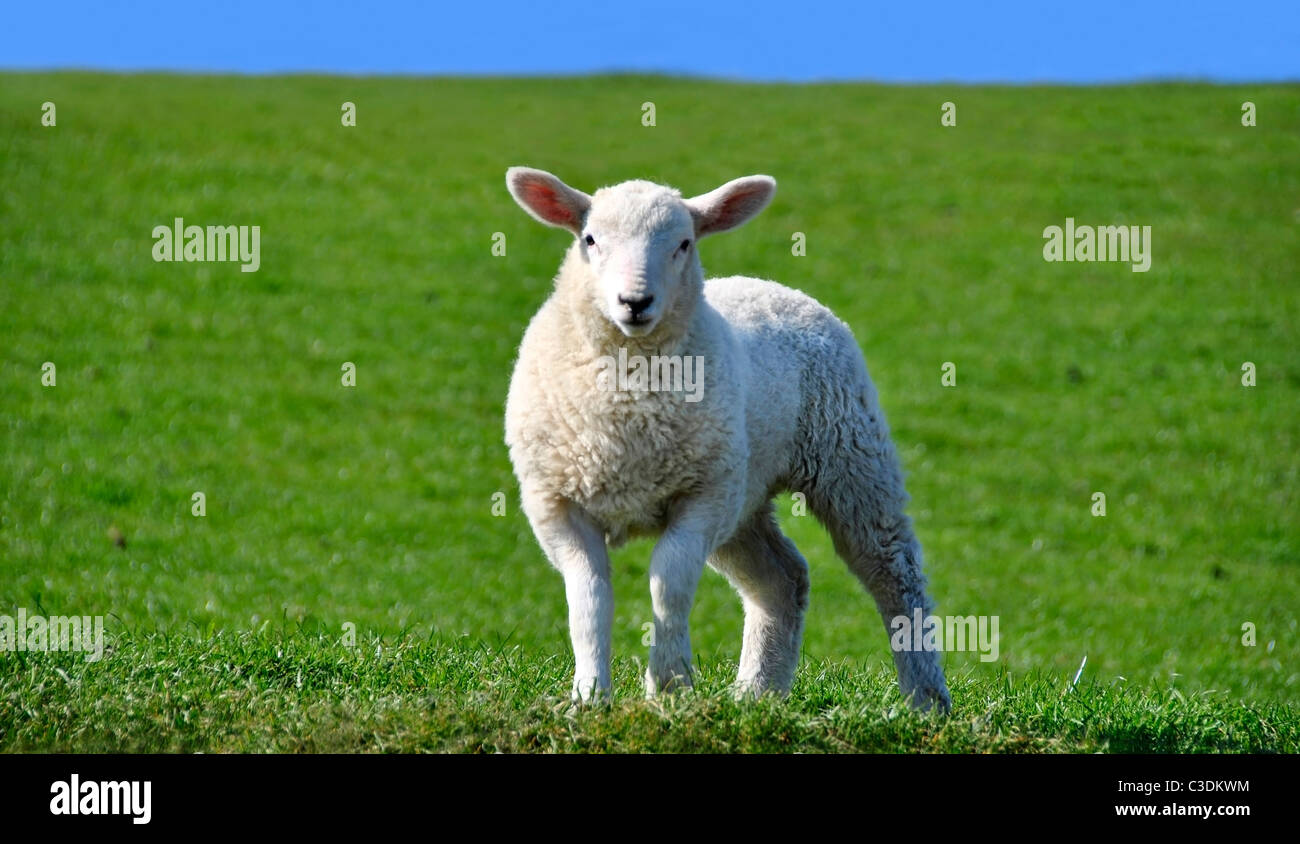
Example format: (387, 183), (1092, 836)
(3, 631), (1295, 753)
(1, 73), (1297, 752)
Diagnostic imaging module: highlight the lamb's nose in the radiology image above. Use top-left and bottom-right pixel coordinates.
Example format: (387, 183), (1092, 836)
(618, 294), (654, 316)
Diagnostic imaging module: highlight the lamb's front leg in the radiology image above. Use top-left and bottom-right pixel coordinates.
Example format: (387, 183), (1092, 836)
(526, 500), (613, 702)
(646, 497), (741, 696)
(646, 524), (706, 695)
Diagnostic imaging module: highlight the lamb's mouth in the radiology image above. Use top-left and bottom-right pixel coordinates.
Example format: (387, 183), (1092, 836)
(616, 314), (656, 336)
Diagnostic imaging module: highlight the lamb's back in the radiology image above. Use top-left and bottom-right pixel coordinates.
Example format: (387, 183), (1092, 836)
(704, 276), (876, 495)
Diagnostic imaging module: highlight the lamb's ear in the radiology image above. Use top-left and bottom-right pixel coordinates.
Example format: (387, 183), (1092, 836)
(685, 175), (776, 238)
(505, 167), (591, 234)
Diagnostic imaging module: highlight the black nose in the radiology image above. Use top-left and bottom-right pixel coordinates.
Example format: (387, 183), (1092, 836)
(618, 294), (654, 316)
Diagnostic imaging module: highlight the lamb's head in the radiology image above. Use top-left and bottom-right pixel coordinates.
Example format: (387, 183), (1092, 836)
(506, 167), (776, 338)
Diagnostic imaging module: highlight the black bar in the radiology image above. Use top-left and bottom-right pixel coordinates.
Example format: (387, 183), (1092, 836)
(1, 753), (1285, 830)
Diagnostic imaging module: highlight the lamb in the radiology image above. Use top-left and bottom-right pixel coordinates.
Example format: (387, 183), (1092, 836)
(503, 167), (951, 712)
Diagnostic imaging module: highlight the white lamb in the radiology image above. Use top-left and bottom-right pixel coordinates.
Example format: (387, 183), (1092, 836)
(503, 167), (950, 712)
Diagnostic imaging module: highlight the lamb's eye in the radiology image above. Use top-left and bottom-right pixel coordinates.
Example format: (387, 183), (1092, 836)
(584, 234), (596, 247)
(679, 239), (691, 252)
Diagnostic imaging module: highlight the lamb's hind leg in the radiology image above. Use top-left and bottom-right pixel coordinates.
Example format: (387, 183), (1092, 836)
(708, 504), (810, 698)
(807, 447), (952, 713)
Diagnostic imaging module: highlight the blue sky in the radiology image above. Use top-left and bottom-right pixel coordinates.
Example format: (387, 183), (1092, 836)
(3, 1), (1297, 82)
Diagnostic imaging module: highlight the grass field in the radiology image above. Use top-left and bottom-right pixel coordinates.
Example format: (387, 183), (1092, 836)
(1, 73), (1297, 752)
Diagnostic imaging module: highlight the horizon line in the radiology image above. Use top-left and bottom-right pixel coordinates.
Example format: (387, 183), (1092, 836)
(4, 66), (1299, 87)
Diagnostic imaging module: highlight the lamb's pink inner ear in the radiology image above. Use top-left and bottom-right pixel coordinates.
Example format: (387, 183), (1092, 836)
(692, 177), (775, 237)
(522, 181), (577, 228)
(714, 190), (761, 228)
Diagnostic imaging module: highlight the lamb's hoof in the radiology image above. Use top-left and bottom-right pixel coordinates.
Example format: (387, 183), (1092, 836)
(644, 668), (693, 698)
(570, 679), (611, 705)
(731, 677), (789, 701)
(904, 685), (952, 715)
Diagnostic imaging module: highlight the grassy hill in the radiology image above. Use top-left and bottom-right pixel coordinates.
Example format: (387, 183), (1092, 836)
(1, 73), (1297, 751)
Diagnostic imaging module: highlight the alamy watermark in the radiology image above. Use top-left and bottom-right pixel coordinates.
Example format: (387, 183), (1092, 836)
(1043, 217), (1151, 272)
(0, 608), (105, 662)
(50, 775), (150, 824)
(595, 348), (704, 402)
(152, 217), (260, 272)
(890, 610), (999, 662)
